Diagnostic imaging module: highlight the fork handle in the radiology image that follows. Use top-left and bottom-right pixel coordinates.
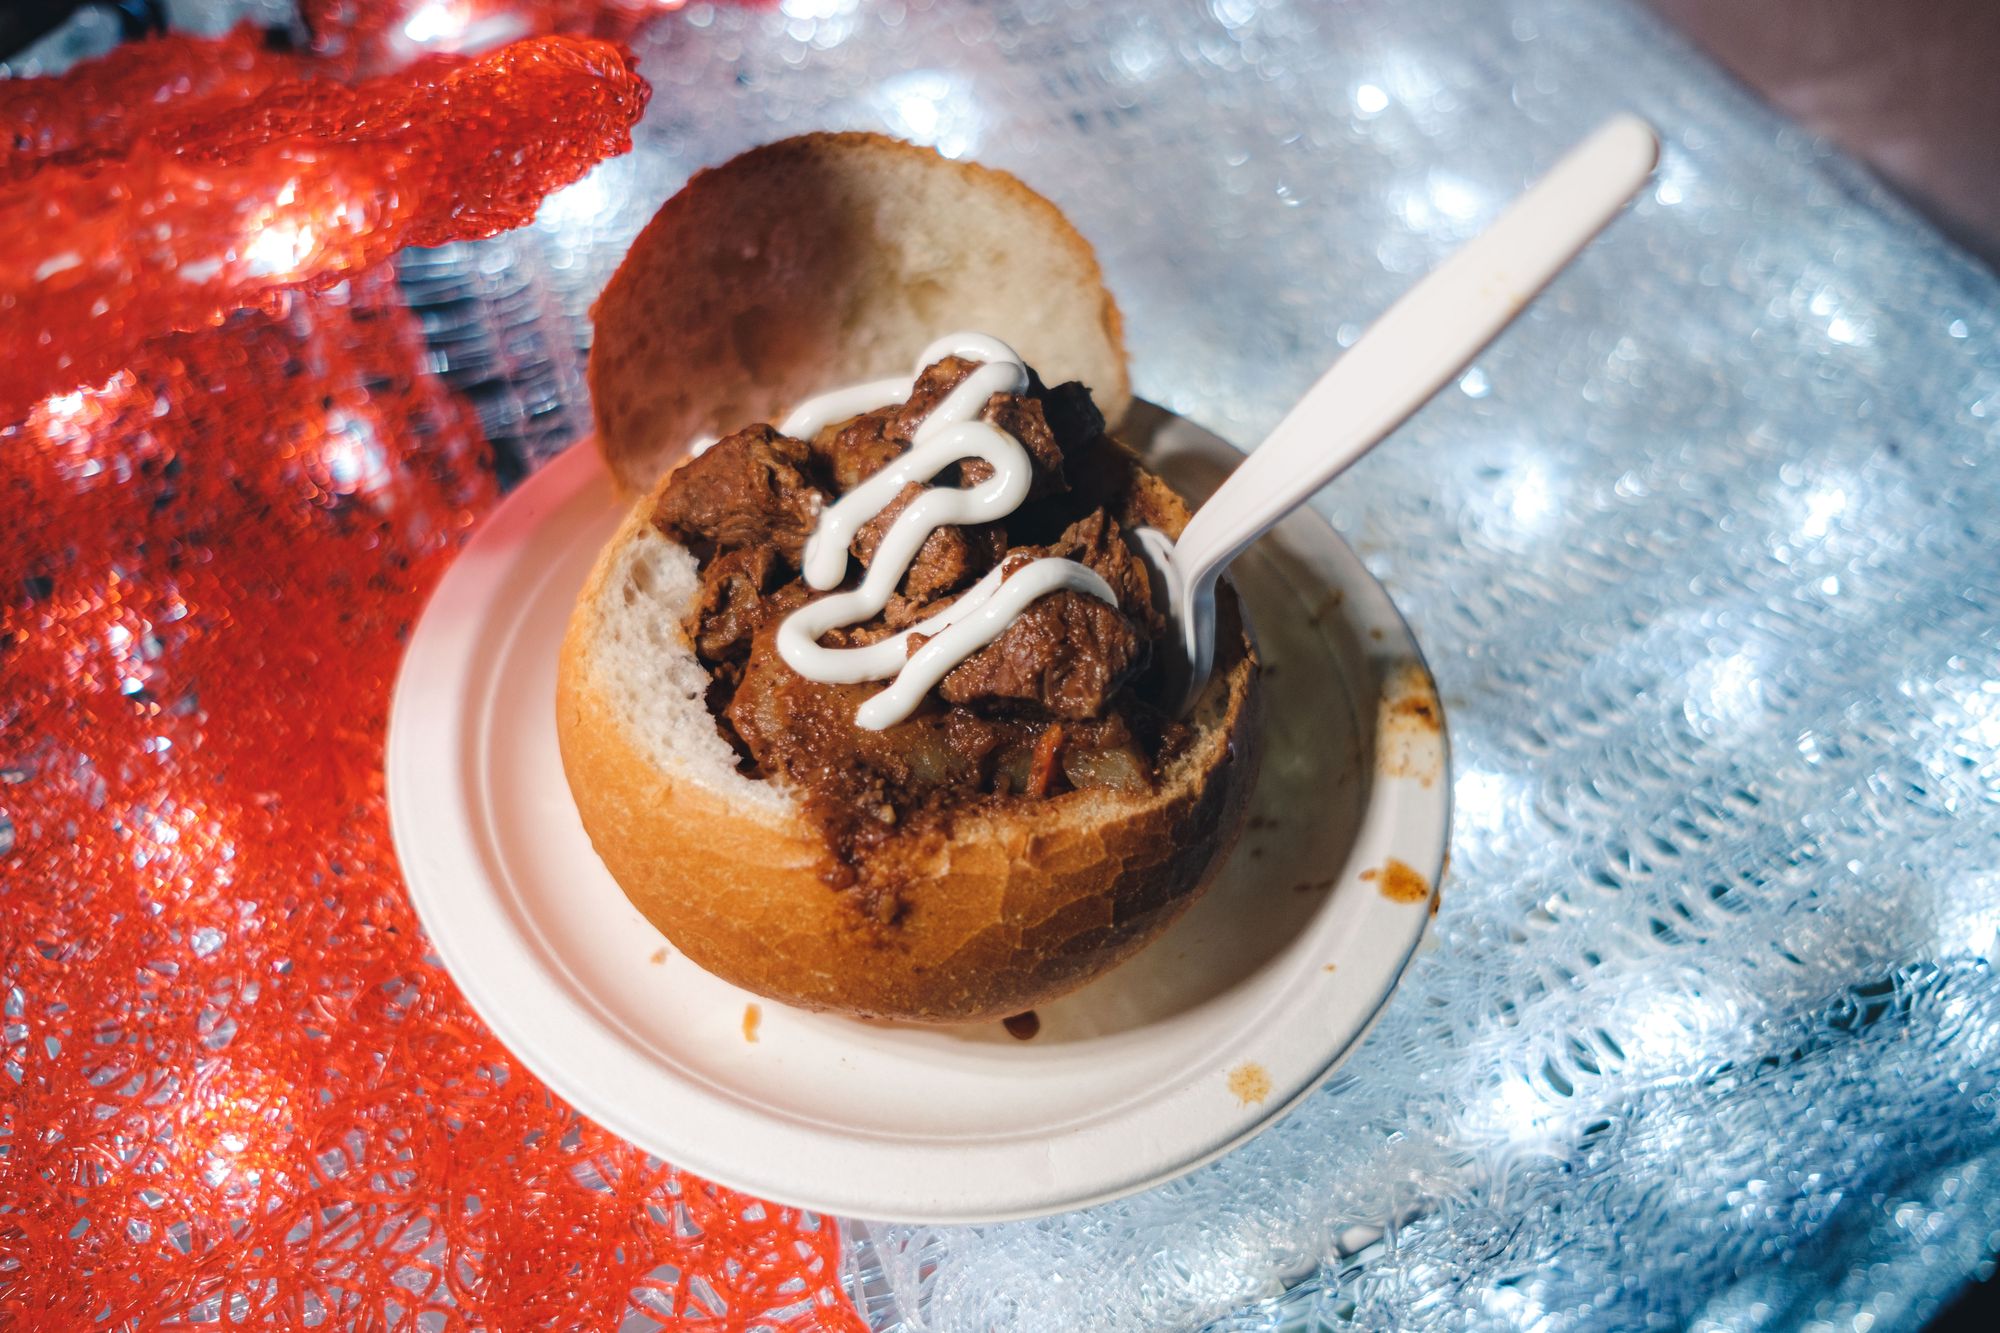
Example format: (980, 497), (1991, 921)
(1171, 115), (1659, 604)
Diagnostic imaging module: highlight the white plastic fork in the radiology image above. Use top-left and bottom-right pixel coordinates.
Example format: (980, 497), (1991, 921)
(1139, 113), (1660, 715)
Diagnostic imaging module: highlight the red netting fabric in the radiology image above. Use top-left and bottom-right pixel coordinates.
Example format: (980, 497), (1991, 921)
(0, 26), (864, 1333)
(0, 31), (650, 425)
(0, 25), (305, 182)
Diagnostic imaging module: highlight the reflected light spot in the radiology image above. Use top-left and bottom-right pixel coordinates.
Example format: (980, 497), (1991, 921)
(1397, 190), (1434, 231)
(1471, 1074), (1557, 1144)
(398, 0), (529, 54)
(1377, 56), (1444, 108)
(1686, 648), (1763, 727)
(875, 71), (982, 159)
(1427, 171), (1483, 221)
(1650, 151), (1695, 208)
(897, 90), (938, 139)
(245, 222), (318, 279)
(537, 170), (611, 231)
(34, 251), (81, 282)
(1800, 485), (1847, 540)
(1111, 32), (1166, 80)
(319, 410), (392, 499)
(1497, 460), (1556, 528)
(1354, 83), (1389, 116)
(1616, 987), (1739, 1074)
(1481, 1281), (1551, 1329)
(403, 0), (463, 43)
(1454, 766), (1519, 833)
(1806, 282), (1875, 347)
(1958, 683), (2000, 753)
(1211, 0), (1258, 30)
(32, 370), (146, 476)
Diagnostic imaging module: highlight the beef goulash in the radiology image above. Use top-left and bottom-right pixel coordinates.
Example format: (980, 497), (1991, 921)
(654, 334), (1191, 914)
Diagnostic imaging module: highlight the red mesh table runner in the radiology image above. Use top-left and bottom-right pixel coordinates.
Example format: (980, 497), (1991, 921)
(1, 20), (863, 1330)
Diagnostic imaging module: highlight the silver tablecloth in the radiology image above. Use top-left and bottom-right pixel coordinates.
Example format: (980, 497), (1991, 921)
(99, 0), (2000, 1326)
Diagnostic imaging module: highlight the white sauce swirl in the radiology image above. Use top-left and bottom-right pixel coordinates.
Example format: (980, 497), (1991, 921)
(774, 332), (1118, 731)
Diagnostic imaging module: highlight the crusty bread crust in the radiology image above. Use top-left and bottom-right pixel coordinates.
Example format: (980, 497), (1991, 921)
(588, 132), (1131, 495)
(556, 493), (1260, 1023)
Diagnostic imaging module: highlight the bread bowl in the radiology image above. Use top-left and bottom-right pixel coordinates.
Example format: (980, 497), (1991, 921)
(558, 133), (1261, 1023)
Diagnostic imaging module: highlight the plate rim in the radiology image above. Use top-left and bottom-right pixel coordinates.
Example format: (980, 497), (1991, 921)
(388, 416), (1450, 1223)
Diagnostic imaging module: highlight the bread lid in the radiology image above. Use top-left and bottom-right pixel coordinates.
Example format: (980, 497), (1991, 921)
(587, 132), (1130, 494)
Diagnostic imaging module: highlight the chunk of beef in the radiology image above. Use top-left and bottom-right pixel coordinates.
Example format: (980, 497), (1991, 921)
(810, 409), (903, 492)
(905, 520), (999, 605)
(892, 356), (980, 437)
(932, 509), (1160, 717)
(811, 355), (1071, 506)
(808, 358), (980, 490)
(687, 544), (779, 664)
(852, 482), (1007, 607)
(652, 424), (822, 561)
(970, 392), (1067, 498)
(1036, 378), (1106, 457)
(938, 588), (1144, 719)
(1036, 510), (1162, 637)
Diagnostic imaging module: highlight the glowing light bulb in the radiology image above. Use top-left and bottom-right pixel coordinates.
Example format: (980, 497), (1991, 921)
(245, 222), (318, 279)
(402, 0), (464, 44)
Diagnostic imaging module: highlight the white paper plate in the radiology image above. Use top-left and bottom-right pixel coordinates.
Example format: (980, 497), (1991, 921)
(388, 405), (1449, 1223)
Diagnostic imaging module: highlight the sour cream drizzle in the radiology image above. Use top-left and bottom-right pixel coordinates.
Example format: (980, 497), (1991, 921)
(774, 332), (1117, 731)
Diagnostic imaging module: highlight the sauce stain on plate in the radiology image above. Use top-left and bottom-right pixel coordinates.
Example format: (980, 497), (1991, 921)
(1227, 1062), (1272, 1105)
(742, 1004), (762, 1043)
(1376, 662), (1445, 786)
(1362, 859), (1431, 904)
